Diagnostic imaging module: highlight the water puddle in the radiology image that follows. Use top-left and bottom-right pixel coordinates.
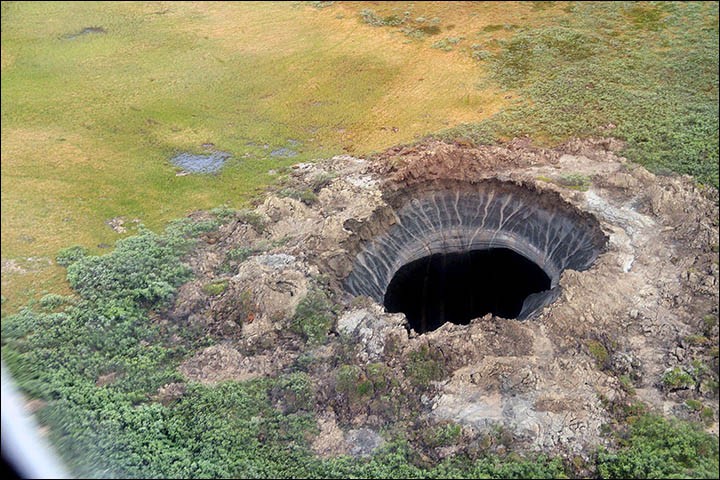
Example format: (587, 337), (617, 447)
(270, 139), (301, 158)
(171, 151), (231, 174)
(63, 26), (107, 40)
(269, 147), (298, 158)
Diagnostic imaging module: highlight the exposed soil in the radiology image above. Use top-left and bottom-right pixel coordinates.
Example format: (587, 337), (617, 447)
(163, 138), (719, 460)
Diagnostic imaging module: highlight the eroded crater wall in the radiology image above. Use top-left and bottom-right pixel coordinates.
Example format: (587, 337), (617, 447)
(344, 180), (607, 318)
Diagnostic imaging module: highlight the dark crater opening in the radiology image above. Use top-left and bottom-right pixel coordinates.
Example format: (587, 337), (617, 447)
(343, 180), (608, 334)
(384, 248), (551, 333)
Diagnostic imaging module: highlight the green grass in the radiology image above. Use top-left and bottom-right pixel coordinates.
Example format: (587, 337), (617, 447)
(438, 1), (719, 187)
(3, 1), (515, 315)
(0, 2), (386, 240)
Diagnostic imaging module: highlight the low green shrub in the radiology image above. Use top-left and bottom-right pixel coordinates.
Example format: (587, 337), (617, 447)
(56, 245), (89, 267)
(662, 366), (696, 391)
(236, 209), (266, 233)
(700, 407), (715, 425)
(290, 287), (334, 345)
(226, 246), (260, 263)
(309, 171), (336, 192)
(278, 187), (318, 205)
(556, 173), (591, 191)
(38, 293), (75, 310)
(359, 9), (409, 27)
(404, 344), (446, 387)
(202, 280), (228, 296)
(587, 339), (611, 369)
(270, 372), (315, 414)
(66, 228), (196, 305)
(423, 422), (463, 448)
(597, 414), (719, 479)
(335, 364), (369, 399)
(431, 36), (463, 52)
(619, 375), (636, 396)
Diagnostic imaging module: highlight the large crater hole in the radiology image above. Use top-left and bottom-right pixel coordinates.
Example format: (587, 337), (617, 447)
(343, 180), (607, 334)
(384, 248), (551, 333)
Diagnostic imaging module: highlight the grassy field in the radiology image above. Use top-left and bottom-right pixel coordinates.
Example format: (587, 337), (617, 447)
(1, 1), (718, 314)
(0, 1), (543, 314)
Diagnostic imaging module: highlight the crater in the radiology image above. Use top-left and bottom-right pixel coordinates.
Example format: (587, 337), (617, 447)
(384, 248), (551, 333)
(163, 139), (719, 457)
(344, 180), (607, 331)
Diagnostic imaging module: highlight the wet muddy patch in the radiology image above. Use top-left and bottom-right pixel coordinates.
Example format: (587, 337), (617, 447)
(171, 151), (232, 175)
(270, 139), (300, 158)
(62, 26), (106, 40)
(270, 147), (298, 158)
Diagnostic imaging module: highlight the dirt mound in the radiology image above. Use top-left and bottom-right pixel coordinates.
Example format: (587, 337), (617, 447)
(166, 138), (718, 459)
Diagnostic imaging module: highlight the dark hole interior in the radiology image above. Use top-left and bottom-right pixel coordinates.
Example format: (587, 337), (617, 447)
(383, 248), (551, 333)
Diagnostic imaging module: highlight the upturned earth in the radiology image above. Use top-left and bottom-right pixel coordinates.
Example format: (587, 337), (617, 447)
(163, 138), (718, 460)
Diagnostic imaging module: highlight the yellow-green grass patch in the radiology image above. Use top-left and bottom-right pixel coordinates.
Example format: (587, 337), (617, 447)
(2, 1), (536, 314)
(3, 1), (717, 316)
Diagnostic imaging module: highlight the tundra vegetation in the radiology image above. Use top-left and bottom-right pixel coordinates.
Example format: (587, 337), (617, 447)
(1, 1), (718, 478)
